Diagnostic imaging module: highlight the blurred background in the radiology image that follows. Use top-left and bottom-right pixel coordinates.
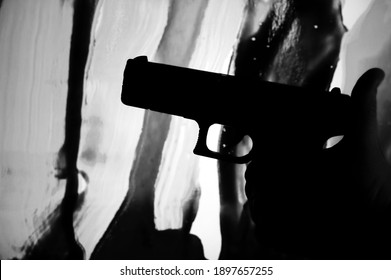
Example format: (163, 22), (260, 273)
(0, 0), (390, 259)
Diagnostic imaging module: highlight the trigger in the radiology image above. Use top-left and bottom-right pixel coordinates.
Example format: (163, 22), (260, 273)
(219, 125), (253, 158)
(193, 121), (212, 157)
(220, 125), (246, 152)
(193, 122), (253, 164)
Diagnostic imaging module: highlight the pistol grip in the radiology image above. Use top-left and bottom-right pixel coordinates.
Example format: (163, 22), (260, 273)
(193, 122), (252, 164)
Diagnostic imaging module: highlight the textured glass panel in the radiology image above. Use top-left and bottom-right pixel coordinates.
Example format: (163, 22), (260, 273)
(0, 0), (390, 260)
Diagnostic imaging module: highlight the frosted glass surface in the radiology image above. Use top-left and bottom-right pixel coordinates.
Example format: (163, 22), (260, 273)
(0, 0), (390, 260)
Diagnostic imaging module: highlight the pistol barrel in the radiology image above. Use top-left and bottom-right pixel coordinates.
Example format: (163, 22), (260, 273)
(121, 56), (350, 137)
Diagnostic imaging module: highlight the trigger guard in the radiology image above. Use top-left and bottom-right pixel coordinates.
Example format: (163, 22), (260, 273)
(193, 122), (253, 164)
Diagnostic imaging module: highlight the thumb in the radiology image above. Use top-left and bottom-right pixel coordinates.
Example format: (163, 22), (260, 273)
(350, 68), (385, 145)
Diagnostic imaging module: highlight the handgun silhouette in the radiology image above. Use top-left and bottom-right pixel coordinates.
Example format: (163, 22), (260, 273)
(121, 56), (351, 164)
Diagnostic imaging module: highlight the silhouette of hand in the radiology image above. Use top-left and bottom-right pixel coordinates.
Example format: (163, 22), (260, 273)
(245, 68), (391, 259)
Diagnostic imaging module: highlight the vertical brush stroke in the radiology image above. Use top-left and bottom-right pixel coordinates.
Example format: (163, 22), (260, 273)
(233, 0), (293, 79)
(234, 0), (346, 89)
(269, 0), (345, 89)
(58, 0), (99, 259)
(73, 0), (169, 258)
(155, 0), (209, 66)
(90, 111), (172, 259)
(0, 0), (73, 259)
(28, 0), (100, 259)
(91, 0), (209, 259)
(153, 0), (209, 230)
(59, 0), (99, 177)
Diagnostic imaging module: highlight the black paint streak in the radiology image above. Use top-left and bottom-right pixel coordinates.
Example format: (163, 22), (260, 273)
(27, 0), (99, 259)
(91, 110), (205, 259)
(62, 0), (99, 171)
(91, 111), (204, 259)
(234, 0), (345, 89)
(91, 111), (169, 258)
(234, 0), (295, 79)
(58, 0), (99, 260)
